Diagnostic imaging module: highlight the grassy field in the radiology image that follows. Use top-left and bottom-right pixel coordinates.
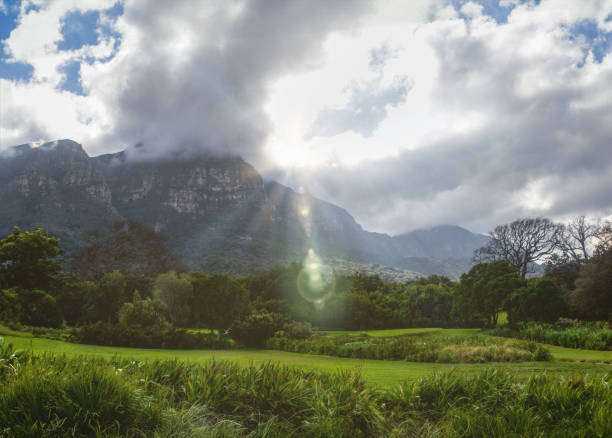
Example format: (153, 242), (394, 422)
(3, 332), (611, 388)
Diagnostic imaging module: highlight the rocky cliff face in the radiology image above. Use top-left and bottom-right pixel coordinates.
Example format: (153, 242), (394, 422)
(93, 149), (264, 215)
(0, 140), (119, 251)
(0, 139), (487, 278)
(2, 140), (113, 207)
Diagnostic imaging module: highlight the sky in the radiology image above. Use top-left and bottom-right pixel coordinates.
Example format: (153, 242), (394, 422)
(1, 0), (611, 235)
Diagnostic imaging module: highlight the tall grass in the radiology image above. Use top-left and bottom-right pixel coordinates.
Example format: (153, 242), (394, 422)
(490, 321), (612, 351)
(266, 333), (551, 363)
(0, 348), (609, 437)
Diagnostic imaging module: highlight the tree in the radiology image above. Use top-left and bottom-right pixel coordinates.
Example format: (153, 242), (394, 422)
(86, 270), (129, 323)
(153, 271), (193, 327)
(52, 272), (93, 326)
(190, 273), (249, 334)
(17, 288), (63, 328)
(554, 216), (601, 263)
(474, 218), (560, 277)
(503, 278), (567, 326)
(72, 220), (186, 281)
(118, 291), (168, 328)
(566, 248), (612, 320)
(0, 288), (21, 322)
(453, 261), (525, 327)
(0, 227), (64, 291)
(545, 217), (609, 292)
(231, 310), (286, 348)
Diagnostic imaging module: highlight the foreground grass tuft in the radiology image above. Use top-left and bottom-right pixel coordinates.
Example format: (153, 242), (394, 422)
(0, 345), (610, 437)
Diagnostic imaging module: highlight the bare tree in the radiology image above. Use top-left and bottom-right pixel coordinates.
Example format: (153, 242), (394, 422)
(474, 217), (561, 277)
(594, 220), (612, 255)
(555, 216), (601, 263)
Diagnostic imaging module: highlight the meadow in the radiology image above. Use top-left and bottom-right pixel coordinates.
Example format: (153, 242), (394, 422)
(2, 327), (611, 388)
(1, 341), (611, 437)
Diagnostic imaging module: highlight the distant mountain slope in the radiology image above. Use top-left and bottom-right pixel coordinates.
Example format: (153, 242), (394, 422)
(0, 140), (488, 279)
(395, 225), (490, 259)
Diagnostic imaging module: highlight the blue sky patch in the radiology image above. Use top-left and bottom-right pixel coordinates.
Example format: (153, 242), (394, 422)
(57, 60), (85, 95)
(569, 19), (612, 64)
(103, 1), (123, 20)
(57, 9), (101, 51)
(0, 0), (21, 40)
(0, 58), (32, 81)
(447, 0), (540, 24)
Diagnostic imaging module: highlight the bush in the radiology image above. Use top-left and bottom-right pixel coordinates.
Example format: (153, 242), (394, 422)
(490, 321), (612, 351)
(282, 320), (313, 339)
(73, 322), (233, 350)
(0, 288), (21, 323)
(266, 332), (550, 363)
(117, 291), (169, 328)
(231, 310), (286, 348)
(16, 289), (63, 328)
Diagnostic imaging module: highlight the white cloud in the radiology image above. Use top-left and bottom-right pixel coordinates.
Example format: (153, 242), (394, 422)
(460, 2), (484, 18)
(268, 0), (612, 233)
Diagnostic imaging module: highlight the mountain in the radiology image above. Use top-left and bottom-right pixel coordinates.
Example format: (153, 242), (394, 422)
(0, 140), (488, 279)
(0, 140), (120, 251)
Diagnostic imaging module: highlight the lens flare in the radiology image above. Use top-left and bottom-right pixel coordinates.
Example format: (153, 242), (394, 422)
(297, 248), (335, 309)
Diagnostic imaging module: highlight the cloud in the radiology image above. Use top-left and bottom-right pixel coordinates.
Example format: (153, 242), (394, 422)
(0, 0), (371, 161)
(90, 0), (371, 162)
(272, 0), (612, 234)
(306, 76), (411, 139)
(2, 0), (612, 236)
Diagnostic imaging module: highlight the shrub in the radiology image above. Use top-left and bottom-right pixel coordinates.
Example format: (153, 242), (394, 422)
(16, 289), (63, 328)
(266, 332), (550, 363)
(282, 320), (313, 339)
(118, 291), (169, 328)
(490, 321), (612, 351)
(73, 322), (233, 350)
(0, 288), (21, 323)
(231, 310), (286, 348)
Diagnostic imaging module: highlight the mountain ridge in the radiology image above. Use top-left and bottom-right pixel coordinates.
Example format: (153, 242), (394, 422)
(0, 140), (488, 279)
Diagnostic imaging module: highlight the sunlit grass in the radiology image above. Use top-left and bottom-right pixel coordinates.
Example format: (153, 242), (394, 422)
(3, 334), (611, 388)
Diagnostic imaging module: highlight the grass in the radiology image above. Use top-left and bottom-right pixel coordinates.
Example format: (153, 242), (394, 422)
(319, 327), (444, 337)
(3, 334), (611, 388)
(1, 349), (611, 437)
(318, 327), (479, 337)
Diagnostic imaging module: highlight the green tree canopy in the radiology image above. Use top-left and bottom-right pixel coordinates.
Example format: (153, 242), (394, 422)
(0, 227), (64, 291)
(453, 261), (525, 327)
(72, 220), (186, 281)
(567, 248), (612, 320)
(153, 271), (193, 327)
(503, 277), (567, 326)
(118, 291), (168, 328)
(190, 273), (249, 333)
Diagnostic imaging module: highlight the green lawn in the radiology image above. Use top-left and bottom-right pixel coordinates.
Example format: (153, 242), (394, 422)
(3, 334), (611, 388)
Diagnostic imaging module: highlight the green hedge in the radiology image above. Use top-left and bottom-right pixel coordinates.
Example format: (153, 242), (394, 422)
(72, 322), (234, 350)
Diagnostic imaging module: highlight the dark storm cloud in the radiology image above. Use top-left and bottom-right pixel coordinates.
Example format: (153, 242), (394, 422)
(103, 0), (370, 163)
